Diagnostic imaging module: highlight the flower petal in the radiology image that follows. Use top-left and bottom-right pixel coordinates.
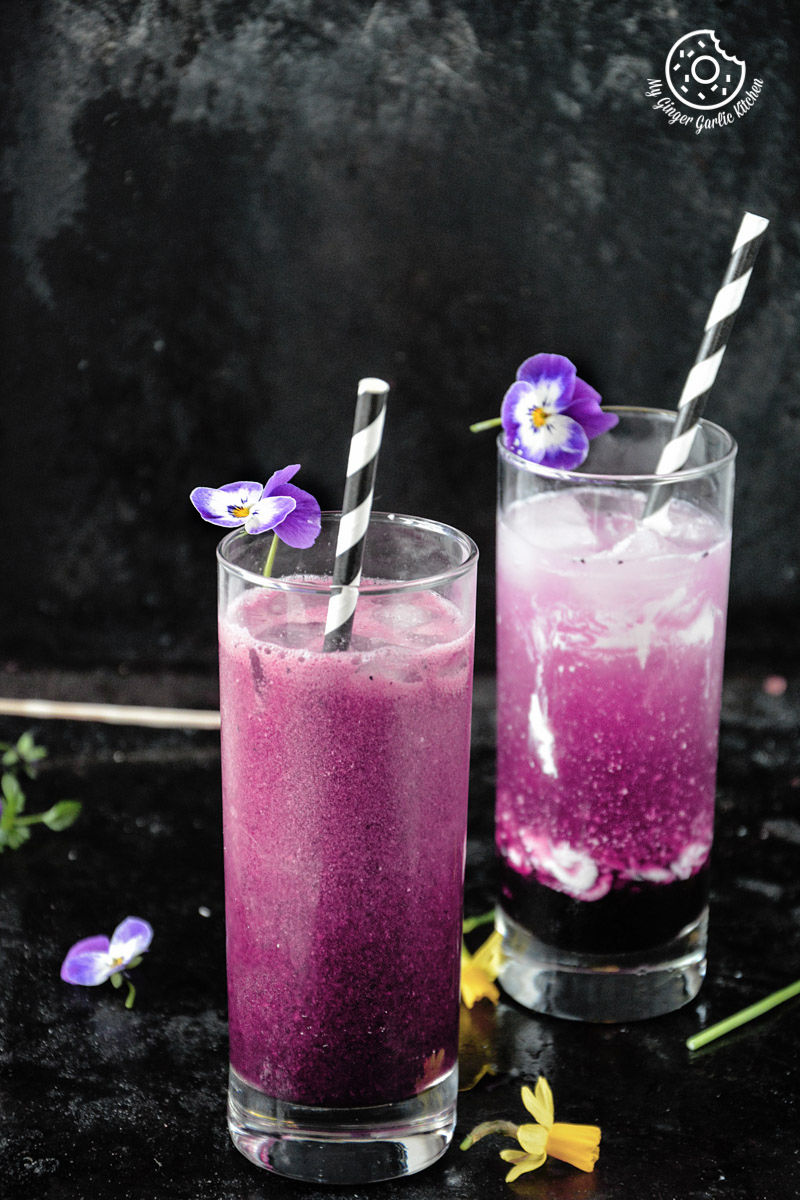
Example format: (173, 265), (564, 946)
(500, 1148), (546, 1181)
(517, 1121), (550, 1156)
(262, 464), (301, 496)
(267, 483), (322, 549)
(565, 378), (619, 440)
(523, 1077), (555, 1127)
(109, 917), (153, 965)
(460, 961), (500, 1009)
(499, 1150), (528, 1163)
(539, 415), (589, 470)
(547, 1122), (601, 1172)
(243, 494), (296, 536)
(516, 353), (577, 414)
(61, 936), (114, 985)
(190, 481), (264, 527)
(470, 929), (504, 978)
(500, 380), (536, 446)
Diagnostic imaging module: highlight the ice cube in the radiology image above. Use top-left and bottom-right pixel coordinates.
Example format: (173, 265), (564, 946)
(645, 498), (722, 551)
(602, 525), (672, 562)
(378, 595), (430, 630)
(522, 493), (599, 552)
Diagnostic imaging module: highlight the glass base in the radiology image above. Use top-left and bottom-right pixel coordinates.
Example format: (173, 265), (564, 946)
(496, 906), (707, 1022)
(227, 1064), (457, 1183)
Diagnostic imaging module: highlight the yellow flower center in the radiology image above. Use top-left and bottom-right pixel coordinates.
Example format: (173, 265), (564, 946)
(530, 406), (549, 428)
(230, 504), (251, 519)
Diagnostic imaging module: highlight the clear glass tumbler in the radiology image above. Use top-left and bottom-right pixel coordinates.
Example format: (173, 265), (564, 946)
(217, 512), (478, 1182)
(494, 409), (735, 1021)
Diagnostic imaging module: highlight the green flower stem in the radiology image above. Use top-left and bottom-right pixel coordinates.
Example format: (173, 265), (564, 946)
(686, 977), (800, 1051)
(124, 979), (137, 1009)
(460, 1120), (519, 1151)
(469, 417), (503, 434)
(463, 910), (496, 934)
(262, 532), (279, 578)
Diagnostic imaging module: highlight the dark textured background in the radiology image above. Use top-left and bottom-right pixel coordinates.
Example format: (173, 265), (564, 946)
(1, 1), (799, 674)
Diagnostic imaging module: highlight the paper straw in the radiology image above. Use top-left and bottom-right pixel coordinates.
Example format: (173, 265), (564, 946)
(642, 211), (769, 520)
(323, 378), (389, 652)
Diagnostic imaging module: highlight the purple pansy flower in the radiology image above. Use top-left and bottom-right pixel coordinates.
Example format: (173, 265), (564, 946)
(190, 465), (321, 548)
(61, 916), (153, 989)
(501, 353), (618, 470)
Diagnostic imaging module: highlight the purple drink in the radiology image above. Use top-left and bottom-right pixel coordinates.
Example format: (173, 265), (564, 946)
(494, 412), (735, 1020)
(220, 586), (473, 1105)
(497, 487), (729, 933)
(217, 512), (477, 1180)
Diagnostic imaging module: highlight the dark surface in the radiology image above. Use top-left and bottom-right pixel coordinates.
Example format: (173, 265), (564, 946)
(2, 2), (800, 673)
(2, 667), (799, 1200)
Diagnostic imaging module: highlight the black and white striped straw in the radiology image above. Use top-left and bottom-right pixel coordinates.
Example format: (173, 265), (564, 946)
(643, 210), (769, 520)
(323, 378), (389, 652)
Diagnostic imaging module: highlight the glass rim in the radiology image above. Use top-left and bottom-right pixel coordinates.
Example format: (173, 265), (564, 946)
(216, 510), (479, 595)
(497, 405), (737, 485)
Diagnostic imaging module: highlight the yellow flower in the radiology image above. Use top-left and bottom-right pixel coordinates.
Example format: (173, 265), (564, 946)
(460, 929), (504, 1008)
(499, 1077), (601, 1181)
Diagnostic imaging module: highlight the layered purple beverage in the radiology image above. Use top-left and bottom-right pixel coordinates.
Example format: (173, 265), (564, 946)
(494, 411), (735, 1020)
(497, 488), (729, 942)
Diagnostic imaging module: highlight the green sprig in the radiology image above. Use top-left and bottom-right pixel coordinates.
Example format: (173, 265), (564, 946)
(262, 532), (279, 578)
(462, 909), (496, 935)
(0, 730), (48, 777)
(0, 734), (81, 853)
(110, 971), (138, 1009)
(687, 978), (800, 1051)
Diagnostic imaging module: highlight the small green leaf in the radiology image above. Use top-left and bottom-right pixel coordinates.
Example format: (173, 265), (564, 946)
(41, 800), (82, 831)
(6, 825), (31, 850)
(17, 731), (35, 755)
(1, 773), (26, 815)
(110, 972), (123, 988)
(17, 732), (47, 777)
(127, 955), (143, 969)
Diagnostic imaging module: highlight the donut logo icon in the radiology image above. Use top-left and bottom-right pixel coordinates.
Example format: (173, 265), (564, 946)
(665, 30), (746, 111)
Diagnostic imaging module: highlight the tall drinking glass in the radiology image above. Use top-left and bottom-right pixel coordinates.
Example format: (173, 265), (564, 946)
(494, 409), (735, 1021)
(217, 512), (478, 1183)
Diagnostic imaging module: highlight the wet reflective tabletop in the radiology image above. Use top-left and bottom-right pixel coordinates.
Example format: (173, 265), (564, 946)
(2, 667), (799, 1199)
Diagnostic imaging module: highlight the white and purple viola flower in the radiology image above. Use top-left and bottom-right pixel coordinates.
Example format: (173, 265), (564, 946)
(500, 353), (618, 470)
(190, 464), (321, 547)
(61, 916), (153, 1009)
(471, 353), (618, 471)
